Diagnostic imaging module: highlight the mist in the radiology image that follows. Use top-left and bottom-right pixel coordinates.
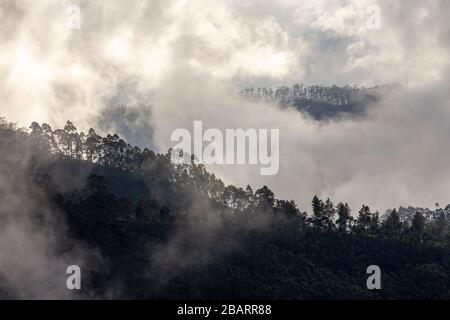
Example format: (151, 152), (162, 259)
(0, 124), (103, 299)
(1, 0), (449, 213)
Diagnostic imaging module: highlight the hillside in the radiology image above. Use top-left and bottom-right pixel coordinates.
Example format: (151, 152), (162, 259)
(240, 84), (398, 120)
(0, 117), (449, 299)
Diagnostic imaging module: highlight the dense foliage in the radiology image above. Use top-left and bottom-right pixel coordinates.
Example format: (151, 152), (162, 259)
(1, 117), (449, 299)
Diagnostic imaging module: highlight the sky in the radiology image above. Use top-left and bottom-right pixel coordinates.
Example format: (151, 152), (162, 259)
(1, 0), (450, 212)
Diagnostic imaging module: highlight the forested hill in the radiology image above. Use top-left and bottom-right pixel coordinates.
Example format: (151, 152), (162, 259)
(1, 117), (450, 299)
(240, 84), (398, 120)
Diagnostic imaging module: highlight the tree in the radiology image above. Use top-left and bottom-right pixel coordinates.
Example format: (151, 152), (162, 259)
(336, 202), (351, 232)
(382, 209), (403, 238)
(85, 128), (102, 162)
(355, 205), (372, 233)
(223, 185), (240, 209)
(30, 122), (43, 136)
(256, 186), (275, 209)
(310, 195), (325, 229)
(429, 211), (448, 242)
(53, 121), (82, 158)
(369, 211), (380, 235)
(275, 200), (302, 217)
(322, 198), (336, 229)
(410, 211), (426, 242)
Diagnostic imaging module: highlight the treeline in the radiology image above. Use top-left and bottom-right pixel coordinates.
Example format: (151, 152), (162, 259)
(241, 84), (366, 106)
(24, 118), (450, 245)
(239, 84), (398, 120)
(308, 197), (450, 245)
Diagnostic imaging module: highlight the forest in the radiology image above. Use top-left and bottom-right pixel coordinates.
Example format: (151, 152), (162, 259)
(0, 117), (449, 299)
(240, 84), (397, 120)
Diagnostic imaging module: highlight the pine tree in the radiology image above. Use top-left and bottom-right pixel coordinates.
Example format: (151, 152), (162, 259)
(369, 211), (380, 235)
(336, 202), (351, 232)
(311, 195), (325, 229)
(323, 198), (336, 229)
(410, 211), (426, 242)
(356, 205), (372, 233)
(383, 209), (403, 238)
(430, 211), (448, 242)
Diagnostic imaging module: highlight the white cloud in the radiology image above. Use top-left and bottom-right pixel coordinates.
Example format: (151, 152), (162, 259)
(0, 0), (449, 212)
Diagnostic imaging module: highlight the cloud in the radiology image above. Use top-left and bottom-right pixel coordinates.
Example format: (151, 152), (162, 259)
(0, 128), (100, 299)
(0, 0), (449, 214)
(150, 71), (450, 212)
(0, 0), (307, 128)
